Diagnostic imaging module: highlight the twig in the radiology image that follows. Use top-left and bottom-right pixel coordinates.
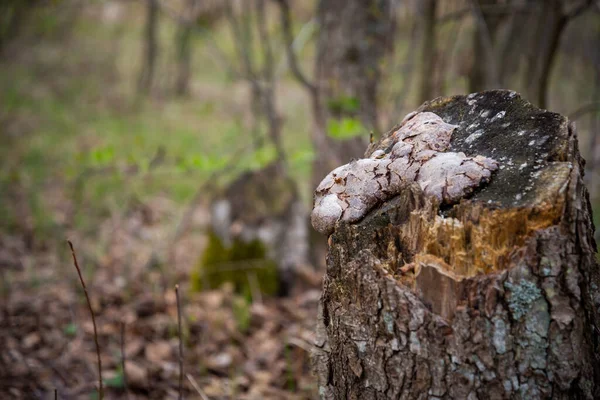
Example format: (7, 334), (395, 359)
(121, 320), (131, 399)
(186, 373), (210, 400)
(569, 102), (600, 120)
(437, 3), (535, 24)
(287, 336), (313, 353)
(274, 0), (316, 94)
(67, 240), (103, 400)
(175, 284), (184, 400)
(54, 389), (57, 400)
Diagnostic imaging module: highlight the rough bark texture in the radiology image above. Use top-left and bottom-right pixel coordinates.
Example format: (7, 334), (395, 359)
(314, 90), (600, 399)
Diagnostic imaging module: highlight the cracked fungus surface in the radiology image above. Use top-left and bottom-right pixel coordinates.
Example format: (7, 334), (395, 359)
(311, 112), (499, 235)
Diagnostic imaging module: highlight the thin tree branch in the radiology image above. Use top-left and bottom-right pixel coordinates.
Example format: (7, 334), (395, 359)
(565, 0), (593, 19)
(437, 3), (535, 24)
(67, 240), (103, 400)
(121, 321), (132, 400)
(155, 0), (240, 78)
(175, 284), (184, 400)
(224, 0), (258, 82)
(186, 373), (210, 400)
(569, 102), (600, 120)
(274, 0), (316, 93)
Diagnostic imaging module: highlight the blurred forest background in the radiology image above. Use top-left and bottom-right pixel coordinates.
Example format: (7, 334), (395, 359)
(1, 0), (599, 398)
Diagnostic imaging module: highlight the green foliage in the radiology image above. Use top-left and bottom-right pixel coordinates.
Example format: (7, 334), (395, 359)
(327, 117), (366, 140)
(104, 368), (125, 389)
(190, 231), (279, 298)
(327, 96), (360, 115)
(232, 296), (251, 333)
(63, 323), (78, 337)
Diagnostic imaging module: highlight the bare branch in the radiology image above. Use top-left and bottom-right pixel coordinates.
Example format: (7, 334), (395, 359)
(437, 3), (535, 24)
(186, 373), (210, 400)
(155, 0), (239, 78)
(274, 0), (316, 93)
(175, 284), (184, 400)
(121, 321), (132, 400)
(224, 0), (257, 81)
(569, 102), (600, 120)
(565, 0), (593, 19)
(68, 240), (103, 400)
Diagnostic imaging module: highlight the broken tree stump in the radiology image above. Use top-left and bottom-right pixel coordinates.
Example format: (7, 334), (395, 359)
(312, 90), (600, 399)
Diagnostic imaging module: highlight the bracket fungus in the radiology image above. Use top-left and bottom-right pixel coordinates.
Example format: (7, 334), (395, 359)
(311, 112), (499, 235)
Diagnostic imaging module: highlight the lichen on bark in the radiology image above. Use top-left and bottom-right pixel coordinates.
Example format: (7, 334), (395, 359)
(313, 90), (600, 399)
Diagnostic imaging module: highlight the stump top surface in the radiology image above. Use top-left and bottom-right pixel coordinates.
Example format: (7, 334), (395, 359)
(417, 90), (570, 207)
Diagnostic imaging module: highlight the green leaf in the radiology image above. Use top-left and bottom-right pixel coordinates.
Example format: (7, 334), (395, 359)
(104, 371), (125, 389)
(90, 145), (115, 166)
(327, 96), (360, 115)
(63, 323), (78, 337)
(327, 117), (366, 139)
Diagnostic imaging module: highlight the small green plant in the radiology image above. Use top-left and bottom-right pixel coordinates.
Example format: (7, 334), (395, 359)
(232, 295), (251, 333)
(104, 368), (125, 389)
(63, 323), (78, 337)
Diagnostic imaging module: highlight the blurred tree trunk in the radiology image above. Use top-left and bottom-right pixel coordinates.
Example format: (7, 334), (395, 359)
(138, 0), (159, 95)
(0, 0), (36, 57)
(309, 0), (396, 266)
(416, 0), (437, 103)
(468, 0), (503, 92)
(174, 0), (195, 97)
(523, 0), (591, 108)
(497, 0), (530, 86)
(523, 0), (566, 108)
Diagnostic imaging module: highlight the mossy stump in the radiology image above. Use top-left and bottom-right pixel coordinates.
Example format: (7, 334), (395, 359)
(314, 91), (600, 399)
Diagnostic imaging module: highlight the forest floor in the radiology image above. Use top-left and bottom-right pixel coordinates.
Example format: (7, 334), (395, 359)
(1, 3), (320, 399)
(2, 2), (599, 399)
(1, 196), (321, 399)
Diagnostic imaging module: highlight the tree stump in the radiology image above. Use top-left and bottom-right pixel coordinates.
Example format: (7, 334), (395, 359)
(313, 91), (600, 399)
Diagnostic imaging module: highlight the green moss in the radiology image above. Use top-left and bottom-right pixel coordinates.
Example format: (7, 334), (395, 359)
(190, 231), (279, 298)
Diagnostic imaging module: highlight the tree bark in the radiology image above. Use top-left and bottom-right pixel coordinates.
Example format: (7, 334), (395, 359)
(174, 0), (195, 97)
(314, 90), (600, 399)
(138, 0), (159, 95)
